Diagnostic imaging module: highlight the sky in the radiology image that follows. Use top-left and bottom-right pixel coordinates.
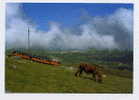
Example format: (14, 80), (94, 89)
(21, 3), (133, 31)
(6, 3), (133, 50)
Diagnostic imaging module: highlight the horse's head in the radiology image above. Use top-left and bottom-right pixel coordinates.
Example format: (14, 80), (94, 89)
(95, 69), (105, 83)
(96, 74), (103, 83)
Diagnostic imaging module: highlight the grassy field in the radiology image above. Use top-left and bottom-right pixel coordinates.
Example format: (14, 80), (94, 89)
(5, 50), (133, 93)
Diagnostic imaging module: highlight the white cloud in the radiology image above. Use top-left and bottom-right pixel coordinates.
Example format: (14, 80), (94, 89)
(6, 4), (133, 50)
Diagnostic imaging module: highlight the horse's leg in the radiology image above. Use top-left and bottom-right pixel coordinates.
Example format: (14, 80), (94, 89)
(75, 70), (79, 77)
(75, 68), (81, 77)
(92, 73), (96, 80)
(95, 75), (98, 82)
(79, 69), (83, 77)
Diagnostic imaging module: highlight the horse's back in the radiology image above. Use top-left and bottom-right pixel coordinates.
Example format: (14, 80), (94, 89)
(79, 63), (97, 72)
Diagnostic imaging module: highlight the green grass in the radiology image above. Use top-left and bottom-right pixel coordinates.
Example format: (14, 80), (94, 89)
(5, 56), (132, 93)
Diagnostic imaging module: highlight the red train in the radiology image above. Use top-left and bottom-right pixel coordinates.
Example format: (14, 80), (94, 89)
(11, 51), (60, 66)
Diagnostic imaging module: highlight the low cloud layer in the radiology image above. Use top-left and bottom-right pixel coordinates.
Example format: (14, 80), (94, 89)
(6, 4), (133, 50)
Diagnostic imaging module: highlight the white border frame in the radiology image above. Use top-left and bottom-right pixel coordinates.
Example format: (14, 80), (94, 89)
(1, 0), (139, 100)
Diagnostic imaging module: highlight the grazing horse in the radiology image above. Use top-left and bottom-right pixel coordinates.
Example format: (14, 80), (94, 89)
(75, 63), (103, 83)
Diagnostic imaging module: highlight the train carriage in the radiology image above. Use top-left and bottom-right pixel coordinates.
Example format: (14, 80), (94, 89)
(11, 51), (60, 66)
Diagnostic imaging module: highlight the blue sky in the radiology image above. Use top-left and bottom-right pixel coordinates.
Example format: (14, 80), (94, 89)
(6, 3), (133, 50)
(21, 3), (133, 31)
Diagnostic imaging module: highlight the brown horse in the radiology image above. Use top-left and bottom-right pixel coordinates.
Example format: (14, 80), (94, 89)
(75, 63), (103, 83)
